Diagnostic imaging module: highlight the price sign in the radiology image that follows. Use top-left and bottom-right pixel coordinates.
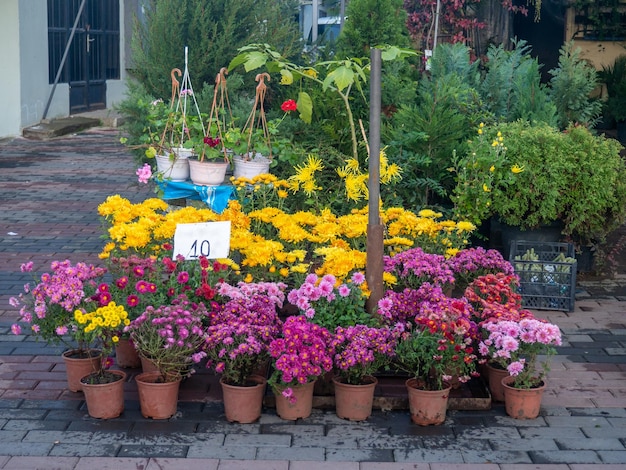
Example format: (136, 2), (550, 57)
(173, 221), (231, 260)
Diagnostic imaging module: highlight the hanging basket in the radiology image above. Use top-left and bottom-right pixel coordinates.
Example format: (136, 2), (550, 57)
(199, 67), (232, 164)
(240, 73), (273, 162)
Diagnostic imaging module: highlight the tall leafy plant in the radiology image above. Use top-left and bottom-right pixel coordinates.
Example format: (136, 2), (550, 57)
(479, 40), (556, 125)
(548, 41), (602, 129)
(130, 0), (301, 99)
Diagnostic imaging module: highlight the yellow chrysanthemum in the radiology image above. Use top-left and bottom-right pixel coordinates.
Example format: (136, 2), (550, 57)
(511, 164), (525, 174)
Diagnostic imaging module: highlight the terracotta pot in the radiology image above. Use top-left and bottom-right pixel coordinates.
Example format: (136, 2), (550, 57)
(135, 371), (181, 419)
(486, 362), (510, 402)
(405, 378), (451, 426)
(140, 355), (159, 374)
(81, 370), (127, 419)
(273, 380), (316, 421)
(220, 375), (267, 424)
(332, 376), (377, 421)
(62, 349), (102, 392)
(501, 376), (546, 419)
(114, 338), (141, 368)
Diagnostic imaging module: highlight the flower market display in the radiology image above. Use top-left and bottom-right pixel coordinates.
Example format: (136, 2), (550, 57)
(8, 45), (571, 426)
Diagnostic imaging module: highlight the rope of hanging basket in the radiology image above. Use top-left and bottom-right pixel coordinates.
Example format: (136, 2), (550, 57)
(157, 68), (182, 153)
(242, 72), (272, 161)
(200, 68), (231, 163)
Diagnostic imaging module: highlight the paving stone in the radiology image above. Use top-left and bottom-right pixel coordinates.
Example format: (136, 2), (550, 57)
(255, 446), (325, 461)
(0, 399), (23, 409)
(73, 457), (150, 470)
(545, 416), (611, 427)
(0, 429), (27, 441)
(261, 424), (325, 436)
(556, 437), (625, 450)
(118, 444), (188, 458)
(145, 458), (219, 470)
(326, 424), (389, 438)
(461, 450), (533, 464)
(49, 443), (119, 457)
(23, 430), (92, 444)
(454, 425), (522, 439)
(293, 462), (360, 470)
(596, 450), (626, 464)
(421, 436), (491, 451)
(214, 460), (288, 470)
(581, 426), (626, 438)
(0, 409), (47, 420)
(490, 437), (559, 451)
(570, 408), (626, 418)
(530, 450), (602, 464)
(0, 442), (53, 456)
(393, 448), (464, 463)
(186, 444), (256, 460)
(196, 421), (260, 434)
(518, 427), (587, 438)
(129, 420), (198, 434)
(19, 399), (81, 410)
(223, 433), (291, 447)
(3, 420), (69, 431)
(325, 448), (394, 462)
(66, 420), (132, 433)
(2, 456), (79, 470)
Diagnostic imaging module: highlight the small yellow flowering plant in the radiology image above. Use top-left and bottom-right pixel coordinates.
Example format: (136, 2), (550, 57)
(451, 123), (524, 227)
(73, 302), (131, 383)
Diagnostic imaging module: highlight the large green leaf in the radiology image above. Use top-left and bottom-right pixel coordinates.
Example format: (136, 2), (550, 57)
(327, 66), (355, 92)
(242, 51), (268, 72)
(297, 91), (312, 124)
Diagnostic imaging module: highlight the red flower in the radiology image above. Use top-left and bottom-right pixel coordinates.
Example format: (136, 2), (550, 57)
(204, 136), (221, 148)
(281, 99), (297, 112)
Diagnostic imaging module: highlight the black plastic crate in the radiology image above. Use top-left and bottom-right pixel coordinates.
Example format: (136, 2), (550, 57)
(509, 240), (577, 312)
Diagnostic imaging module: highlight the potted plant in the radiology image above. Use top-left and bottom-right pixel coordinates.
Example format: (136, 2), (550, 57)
(124, 295), (208, 419)
(9, 260), (106, 392)
(599, 55), (626, 144)
(267, 315), (335, 420)
(479, 317), (562, 419)
(452, 121), (626, 257)
(74, 302), (130, 419)
(379, 284), (478, 425)
(330, 324), (398, 421)
(204, 281), (285, 423)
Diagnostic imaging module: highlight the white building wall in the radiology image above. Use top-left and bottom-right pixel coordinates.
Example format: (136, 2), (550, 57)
(19, 0), (68, 126)
(0, 0), (22, 138)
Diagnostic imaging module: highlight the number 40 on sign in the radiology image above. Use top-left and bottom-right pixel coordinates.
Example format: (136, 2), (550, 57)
(173, 221), (231, 260)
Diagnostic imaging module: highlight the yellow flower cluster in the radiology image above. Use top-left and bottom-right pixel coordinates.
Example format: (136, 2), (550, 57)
(74, 302), (130, 341)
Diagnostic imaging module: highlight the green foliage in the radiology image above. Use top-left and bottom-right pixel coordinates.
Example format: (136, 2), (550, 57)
(548, 41), (602, 129)
(452, 120), (626, 245)
(130, 0), (301, 99)
(559, 125), (626, 244)
(599, 55), (626, 122)
(479, 40), (556, 126)
(387, 47), (486, 207)
(335, 0), (410, 58)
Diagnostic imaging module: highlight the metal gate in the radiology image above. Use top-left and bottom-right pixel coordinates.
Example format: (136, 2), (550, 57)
(48, 0), (120, 113)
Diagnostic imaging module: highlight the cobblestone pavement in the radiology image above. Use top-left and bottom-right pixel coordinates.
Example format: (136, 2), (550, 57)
(0, 129), (625, 469)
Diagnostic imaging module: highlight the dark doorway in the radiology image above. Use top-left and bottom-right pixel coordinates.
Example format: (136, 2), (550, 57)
(513, 0), (566, 83)
(48, 0), (120, 113)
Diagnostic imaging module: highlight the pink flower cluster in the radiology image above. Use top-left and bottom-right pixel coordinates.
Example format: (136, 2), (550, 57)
(287, 272), (370, 331)
(10, 260), (106, 342)
(268, 316), (334, 387)
(383, 247), (455, 289)
(331, 324), (399, 384)
(479, 317), (562, 387)
(205, 284), (284, 385)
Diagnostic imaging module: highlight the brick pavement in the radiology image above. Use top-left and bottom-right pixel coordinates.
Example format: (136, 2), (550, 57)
(0, 129), (625, 469)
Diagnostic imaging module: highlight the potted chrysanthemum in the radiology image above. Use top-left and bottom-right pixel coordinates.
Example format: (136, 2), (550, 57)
(378, 284), (478, 425)
(330, 324), (399, 421)
(74, 302), (130, 419)
(9, 260), (107, 392)
(204, 281), (285, 423)
(267, 315), (335, 420)
(479, 317), (561, 419)
(125, 294), (208, 419)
